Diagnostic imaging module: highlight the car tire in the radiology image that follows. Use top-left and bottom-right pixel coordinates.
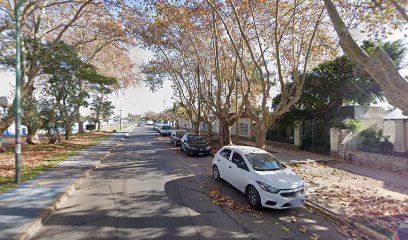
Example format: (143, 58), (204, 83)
(246, 185), (262, 210)
(212, 165), (221, 181)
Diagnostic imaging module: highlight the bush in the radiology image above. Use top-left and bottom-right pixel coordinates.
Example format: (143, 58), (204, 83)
(331, 118), (363, 133)
(360, 127), (393, 150)
(85, 124), (96, 131)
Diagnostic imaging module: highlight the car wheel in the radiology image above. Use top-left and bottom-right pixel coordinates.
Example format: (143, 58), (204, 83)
(246, 185), (262, 210)
(212, 165), (221, 181)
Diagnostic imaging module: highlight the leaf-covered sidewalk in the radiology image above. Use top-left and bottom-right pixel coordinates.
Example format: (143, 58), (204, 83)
(291, 161), (408, 238)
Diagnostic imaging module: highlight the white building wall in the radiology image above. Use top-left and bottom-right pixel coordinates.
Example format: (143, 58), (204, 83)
(231, 118), (251, 138)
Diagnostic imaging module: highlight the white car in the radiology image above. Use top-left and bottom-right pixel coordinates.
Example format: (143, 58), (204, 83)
(159, 125), (173, 136)
(212, 146), (305, 209)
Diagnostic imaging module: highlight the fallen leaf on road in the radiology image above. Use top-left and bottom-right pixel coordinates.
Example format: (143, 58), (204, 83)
(309, 233), (320, 240)
(282, 226), (291, 232)
(299, 225), (308, 234)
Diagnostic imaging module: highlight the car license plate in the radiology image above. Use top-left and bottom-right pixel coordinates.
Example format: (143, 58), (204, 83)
(199, 153), (204, 155)
(291, 199), (303, 206)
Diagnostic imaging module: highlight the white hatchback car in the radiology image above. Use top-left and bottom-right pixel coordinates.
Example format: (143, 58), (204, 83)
(212, 146), (305, 209)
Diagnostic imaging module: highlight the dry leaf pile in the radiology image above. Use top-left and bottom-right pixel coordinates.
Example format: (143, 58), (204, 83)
(0, 132), (109, 178)
(291, 162), (408, 235)
(207, 187), (252, 213)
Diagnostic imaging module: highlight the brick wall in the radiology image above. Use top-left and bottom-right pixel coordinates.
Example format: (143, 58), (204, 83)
(344, 149), (408, 172)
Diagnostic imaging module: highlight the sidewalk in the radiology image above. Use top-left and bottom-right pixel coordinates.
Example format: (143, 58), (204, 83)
(234, 138), (408, 239)
(0, 130), (131, 240)
(234, 138), (332, 163)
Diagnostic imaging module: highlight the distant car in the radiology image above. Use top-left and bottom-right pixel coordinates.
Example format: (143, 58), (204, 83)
(170, 130), (187, 146)
(211, 146), (305, 210)
(396, 219), (408, 240)
(154, 123), (162, 132)
(146, 120), (154, 125)
(180, 133), (211, 156)
(159, 125), (172, 136)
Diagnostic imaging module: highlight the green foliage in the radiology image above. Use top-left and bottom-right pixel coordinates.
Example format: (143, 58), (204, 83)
(362, 40), (406, 68)
(85, 124), (96, 131)
(272, 40), (406, 126)
(331, 118), (364, 133)
(360, 127), (393, 150)
(22, 97), (42, 133)
(88, 84), (115, 130)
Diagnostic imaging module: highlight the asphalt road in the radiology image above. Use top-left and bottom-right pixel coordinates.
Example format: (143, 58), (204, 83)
(31, 126), (346, 240)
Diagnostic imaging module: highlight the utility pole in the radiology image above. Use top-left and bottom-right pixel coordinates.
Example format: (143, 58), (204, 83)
(14, 0), (26, 184)
(197, 65), (201, 135)
(119, 109), (122, 130)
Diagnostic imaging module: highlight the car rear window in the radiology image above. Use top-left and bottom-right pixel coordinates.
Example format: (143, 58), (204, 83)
(219, 149), (232, 160)
(162, 126), (171, 130)
(188, 135), (206, 143)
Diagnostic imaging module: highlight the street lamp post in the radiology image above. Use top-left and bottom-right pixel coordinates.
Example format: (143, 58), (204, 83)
(14, 0), (26, 183)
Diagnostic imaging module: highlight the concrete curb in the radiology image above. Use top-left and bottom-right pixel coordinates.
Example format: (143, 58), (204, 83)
(14, 133), (129, 240)
(305, 201), (389, 240)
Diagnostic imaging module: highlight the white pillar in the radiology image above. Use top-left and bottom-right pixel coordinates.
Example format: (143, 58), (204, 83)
(294, 124), (301, 146)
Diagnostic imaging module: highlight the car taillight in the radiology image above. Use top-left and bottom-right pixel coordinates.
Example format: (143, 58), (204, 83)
(395, 234), (400, 240)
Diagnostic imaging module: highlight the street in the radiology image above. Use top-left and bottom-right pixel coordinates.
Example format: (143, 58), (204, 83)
(32, 126), (346, 240)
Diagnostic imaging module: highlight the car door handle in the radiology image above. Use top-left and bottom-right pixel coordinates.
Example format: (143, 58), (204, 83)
(229, 166), (232, 168)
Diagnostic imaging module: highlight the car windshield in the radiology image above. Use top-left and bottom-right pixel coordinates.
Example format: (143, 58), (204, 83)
(244, 153), (286, 171)
(188, 135), (206, 144)
(162, 126), (171, 130)
(176, 131), (186, 138)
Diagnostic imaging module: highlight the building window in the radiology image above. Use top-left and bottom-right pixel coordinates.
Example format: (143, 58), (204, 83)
(239, 123), (248, 135)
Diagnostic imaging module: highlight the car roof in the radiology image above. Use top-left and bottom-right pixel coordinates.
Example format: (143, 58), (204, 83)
(222, 145), (268, 154)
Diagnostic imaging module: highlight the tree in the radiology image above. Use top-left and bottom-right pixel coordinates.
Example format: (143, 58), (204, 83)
(143, 111), (159, 121)
(22, 96), (42, 144)
(323, 0), (408, 115)
(89, 85), (115, 131)
(0, 0), (95, 134)
(207, 0), (336, 148)
(40, 41), (115, 140)
(0, 1), (137, 135)
(272, 39), (406, 127)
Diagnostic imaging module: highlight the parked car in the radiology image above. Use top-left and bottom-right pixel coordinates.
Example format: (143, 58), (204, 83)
(180, 133), (211, 156)
(159, 125), (173, 136)
(154, 123), (162, 132)
(396, 219), (408, 240)
(170, 130), (187, 146)
(146, 120), (154, 125)
(211, 146), (305, 210)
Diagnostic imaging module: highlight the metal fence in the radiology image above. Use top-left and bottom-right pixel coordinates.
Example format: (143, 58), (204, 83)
(300, 120), (330, 154)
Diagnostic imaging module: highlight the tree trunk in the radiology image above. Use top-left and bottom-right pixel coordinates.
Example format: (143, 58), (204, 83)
(194, 122), (199, 134)
(323, 0), (408, 115)
(222, 124), (232, 145)
(256, 127), (267, 149)
(207, 122), (213, 138)
(26, 127), (40, 144)
(0, 113), (14, 136)
(78, 120), (85, 134)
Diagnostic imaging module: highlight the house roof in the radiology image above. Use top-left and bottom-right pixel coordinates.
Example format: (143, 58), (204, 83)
(227, 110), (251, 119)
(384, 108), (408, 120)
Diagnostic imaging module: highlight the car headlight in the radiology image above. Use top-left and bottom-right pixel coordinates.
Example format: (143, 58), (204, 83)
(190, 147), (196, 150)
(256, 181), (280, 194)
(206, 146), (211, 150)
